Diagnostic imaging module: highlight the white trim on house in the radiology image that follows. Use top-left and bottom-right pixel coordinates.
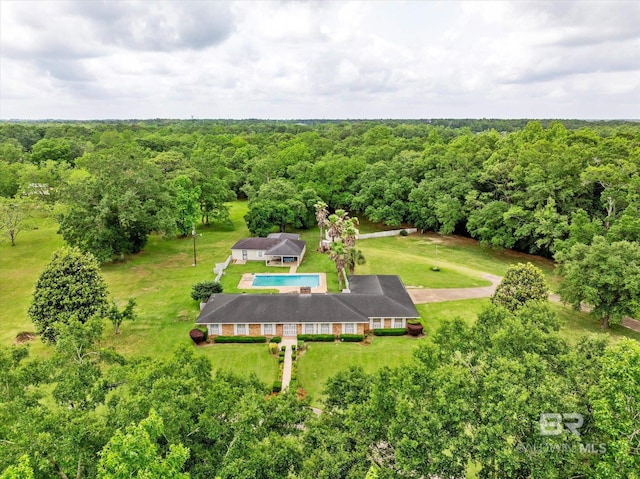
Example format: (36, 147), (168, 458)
(235, 323), (248, 335)
(283, 324), (297, 336)
(261, 323), (275, 335)
(342, 323), (356, 334)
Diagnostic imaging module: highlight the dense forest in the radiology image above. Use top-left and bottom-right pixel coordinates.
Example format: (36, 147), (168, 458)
(1, 119), (639, 478)
(1, 119), (638, 261)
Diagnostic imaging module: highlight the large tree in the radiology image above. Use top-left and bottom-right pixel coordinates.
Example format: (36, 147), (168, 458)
(491, 262), (548, 311)
(57, 146), (176, 262)
(557, 236), (640, 328)
(28, 247), (109, 343)
(0, 198), (31, 246)
(97, 410), (189, 479)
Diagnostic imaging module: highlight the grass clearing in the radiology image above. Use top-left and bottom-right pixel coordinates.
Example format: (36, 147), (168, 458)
(194, 343), (279, 385)
(297, 336), (422, 407)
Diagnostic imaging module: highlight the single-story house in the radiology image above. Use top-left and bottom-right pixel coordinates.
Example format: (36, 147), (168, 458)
(196, 275), (419, 337)
(231, 233), (306, 267)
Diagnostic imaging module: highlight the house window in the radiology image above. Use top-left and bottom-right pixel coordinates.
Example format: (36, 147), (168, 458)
(343, 323), (356, 334)
(372, 319), (382, 329)
(242, 250), (248, 260)
(304, 323), (315, 334)
(393, 319), (404, 328)
(262, 323), (274, 335)
(320, 323), (331, 334)
(235, 324), (247, 335)
(258, 251), (264, 258)
(208, 324), (221, 335)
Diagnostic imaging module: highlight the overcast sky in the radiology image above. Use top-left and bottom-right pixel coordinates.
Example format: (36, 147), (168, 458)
(1, 1), (638, 120)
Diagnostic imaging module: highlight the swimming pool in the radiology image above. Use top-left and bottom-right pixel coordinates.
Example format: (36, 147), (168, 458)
(252, 274), (320, 288)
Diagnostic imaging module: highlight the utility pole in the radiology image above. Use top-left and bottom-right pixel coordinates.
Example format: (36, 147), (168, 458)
(192, 223), (197, 266)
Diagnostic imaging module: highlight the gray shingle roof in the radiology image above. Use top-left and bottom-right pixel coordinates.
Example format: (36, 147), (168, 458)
(196, 275), (419, 325)
(231, 237), (305, 256)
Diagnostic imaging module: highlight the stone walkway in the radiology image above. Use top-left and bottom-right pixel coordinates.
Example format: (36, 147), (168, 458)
(280, 337), (297, 390)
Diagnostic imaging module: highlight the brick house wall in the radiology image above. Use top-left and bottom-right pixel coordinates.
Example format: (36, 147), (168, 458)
(222, 324), (234, 336)
(249, 324), (261, 336)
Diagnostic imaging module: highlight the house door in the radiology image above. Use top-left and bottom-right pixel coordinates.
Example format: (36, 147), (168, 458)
(283, 324), (297, 337)
(242, 249), (248, 260)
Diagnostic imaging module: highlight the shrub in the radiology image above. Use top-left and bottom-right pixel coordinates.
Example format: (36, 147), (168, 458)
(278, 356), (284, 363)
(190, 280), (223, 302)
(297, 334), (335, 342)
(269, 343), (278, 354)
(291, 352), (297, 360)
(291, 344), (296, 351)
(407, 319), (421, 325)
(281, 345), (286, 351)
(270, 336), (282, 343)
(297, 340), (305, 349)
(399, 229), (408, 236)
(339, 334), (364, 342)
(279, 350), (285, 357)
(214, 336), (266, 343)
(373, 328), (406, 336)
(272, 381), (282, 393)
(189, 328), (206, 344)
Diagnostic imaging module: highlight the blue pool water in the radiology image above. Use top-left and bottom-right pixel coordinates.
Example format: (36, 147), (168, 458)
(252, 274), (320, 288)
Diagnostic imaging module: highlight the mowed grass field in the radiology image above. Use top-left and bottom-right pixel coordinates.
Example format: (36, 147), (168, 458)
(1, 200), (638, 397)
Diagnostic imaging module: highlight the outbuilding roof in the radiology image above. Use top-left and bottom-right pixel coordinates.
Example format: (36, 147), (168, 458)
(231, 237), (305, 256)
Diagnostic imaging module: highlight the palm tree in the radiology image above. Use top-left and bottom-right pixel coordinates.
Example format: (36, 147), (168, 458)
(346, 248), (366, 275)
(314, 200), (328, 247)
(328, 241), (347, 290)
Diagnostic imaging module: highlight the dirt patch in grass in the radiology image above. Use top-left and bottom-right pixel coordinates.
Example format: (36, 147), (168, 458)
(15, 332), (37, 344)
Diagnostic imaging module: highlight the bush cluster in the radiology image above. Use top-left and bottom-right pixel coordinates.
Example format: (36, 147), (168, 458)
(190, 280), (223, 302)
(399, 229), (408, 236)
(269, 336), (282, 343)
(214, 336), (266, 343)
(272, 381), (282, 393)
(297, 334), (335, 342)
(269, 343), (278, 354)
(189, 328), (206, 344)
(373, 328), (406, 336)
(339, 334), (364, 342)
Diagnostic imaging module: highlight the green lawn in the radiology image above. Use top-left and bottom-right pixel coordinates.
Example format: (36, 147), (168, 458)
(194, 343), (279, 385)
(297, 337), (422, 407)
(1, 200), (637, 397)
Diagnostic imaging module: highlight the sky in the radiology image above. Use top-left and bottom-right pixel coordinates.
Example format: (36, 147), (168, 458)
(0, 0), (638, 120)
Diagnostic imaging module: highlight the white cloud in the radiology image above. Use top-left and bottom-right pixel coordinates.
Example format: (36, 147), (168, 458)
(0, 0), (638, 119)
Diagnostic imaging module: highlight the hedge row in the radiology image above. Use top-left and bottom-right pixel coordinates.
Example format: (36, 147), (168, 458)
(373, 328), (406, 336)
(214, 336), (267, 343)
(339, 334), (365, 342)
(297, 334), (335, 342)
(270, 336), (282, 343)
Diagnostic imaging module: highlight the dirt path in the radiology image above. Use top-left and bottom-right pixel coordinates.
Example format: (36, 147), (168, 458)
(409, 278), (640, 334)
(407, 273), (502, 303)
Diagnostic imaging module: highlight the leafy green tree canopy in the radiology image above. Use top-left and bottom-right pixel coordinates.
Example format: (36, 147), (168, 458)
(558, 236), (640, 328)
(28, 247), (109, 343)
(491, 262), (548, 311)
(97, 410), (190, 479)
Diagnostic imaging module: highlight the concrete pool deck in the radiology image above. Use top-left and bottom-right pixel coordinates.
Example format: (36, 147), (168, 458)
(238, 272), (327, 293)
